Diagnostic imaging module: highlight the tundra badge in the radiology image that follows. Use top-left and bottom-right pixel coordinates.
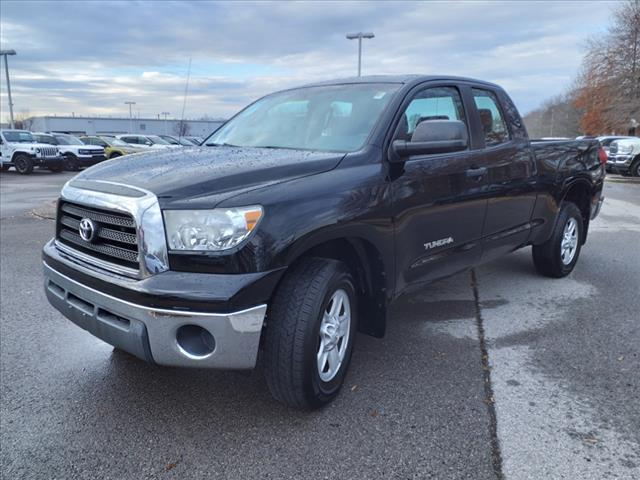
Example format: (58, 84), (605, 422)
(424, 237), (454, 250)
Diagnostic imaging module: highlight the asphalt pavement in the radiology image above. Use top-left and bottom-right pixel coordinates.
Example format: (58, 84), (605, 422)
(1, 169), (638, 479)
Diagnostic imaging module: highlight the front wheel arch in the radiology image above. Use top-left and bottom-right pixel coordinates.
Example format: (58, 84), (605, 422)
(282, 236), (388, 338)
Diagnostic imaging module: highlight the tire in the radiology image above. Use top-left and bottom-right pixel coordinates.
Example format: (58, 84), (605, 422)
(630, 158), (640, 177)
(109, 152), (122, 159)
(532, 202), (584, 278)
(264, 257), (358, 409)
(13, 154), (34, 175)
(1, 164), (10, 172)
(48, 164), (65, 173)
(65, 153), (80, 171)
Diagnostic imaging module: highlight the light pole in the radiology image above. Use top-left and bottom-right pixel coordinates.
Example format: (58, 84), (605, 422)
(124, 101), (136, 133)
(346, 32), (374, 77)
(1, 49), (17, 128)
(161, 112), (170, 135)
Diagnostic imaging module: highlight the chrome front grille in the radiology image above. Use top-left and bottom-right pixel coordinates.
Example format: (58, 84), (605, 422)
(56, 200), (140, 271)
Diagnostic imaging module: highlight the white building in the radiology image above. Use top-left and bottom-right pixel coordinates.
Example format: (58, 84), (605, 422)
(25, 115), (225, 137)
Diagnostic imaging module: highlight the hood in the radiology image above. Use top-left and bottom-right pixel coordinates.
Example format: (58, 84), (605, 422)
(75, 146), (345, 206)
(67, 145), (103, 152)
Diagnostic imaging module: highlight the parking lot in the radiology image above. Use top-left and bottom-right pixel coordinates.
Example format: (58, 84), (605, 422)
(1, 170), (639, 479)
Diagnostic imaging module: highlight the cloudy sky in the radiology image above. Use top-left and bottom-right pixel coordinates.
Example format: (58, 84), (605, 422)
(0, 0), (617, 122)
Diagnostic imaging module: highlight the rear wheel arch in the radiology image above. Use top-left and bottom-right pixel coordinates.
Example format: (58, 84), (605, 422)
(560, 180), (593, 244)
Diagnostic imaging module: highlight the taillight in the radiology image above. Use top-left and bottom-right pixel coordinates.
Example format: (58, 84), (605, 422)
(598, 147), (607, 165)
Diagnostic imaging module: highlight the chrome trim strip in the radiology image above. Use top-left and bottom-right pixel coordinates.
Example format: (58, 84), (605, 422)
(55, 240), (140, 278)
(60, 180), (169, 278)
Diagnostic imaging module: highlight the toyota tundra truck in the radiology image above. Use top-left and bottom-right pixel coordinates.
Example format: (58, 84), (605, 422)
(43, 75), (605, 409)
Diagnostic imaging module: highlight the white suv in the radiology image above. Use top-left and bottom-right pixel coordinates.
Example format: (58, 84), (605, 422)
(607, 138), (640, 177)
(0, 129), (65, 174)
(115, 134), (179, 149)
(34, 133), (106, 171)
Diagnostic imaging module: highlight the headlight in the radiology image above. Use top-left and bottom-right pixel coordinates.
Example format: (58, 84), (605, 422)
(35, 148), (41, 153)
(163, 206), (263, 251)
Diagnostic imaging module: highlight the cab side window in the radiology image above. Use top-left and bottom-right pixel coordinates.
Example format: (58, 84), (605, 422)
(472, 88), (510, 146)
(393, 86), (468, 146)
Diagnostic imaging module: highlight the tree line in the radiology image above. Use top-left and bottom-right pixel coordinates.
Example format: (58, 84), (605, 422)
(524, 0), (640, 138)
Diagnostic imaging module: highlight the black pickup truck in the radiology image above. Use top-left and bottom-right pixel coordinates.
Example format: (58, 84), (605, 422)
(43, 75), (605, 409)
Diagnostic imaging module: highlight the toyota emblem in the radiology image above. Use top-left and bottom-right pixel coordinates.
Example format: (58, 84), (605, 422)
(79, 218), (97, 242)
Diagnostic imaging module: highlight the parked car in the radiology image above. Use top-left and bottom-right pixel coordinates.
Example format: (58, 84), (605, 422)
(606, 138), (640, 176)
(159, 135), (199, 146)
(80, 135), (146, 159)
(185, 136), (204, 145)
(33, 133), (105, 171)
(0, 129), (65, 174)
(42, 75), (605, 409)
(115, 134), (179, 149)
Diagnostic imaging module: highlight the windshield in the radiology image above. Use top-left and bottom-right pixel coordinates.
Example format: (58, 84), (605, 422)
(36, 135), (57, 145)
(206, 83), (400, 152)
(3, 131), (35, 143)
(54, 134), (84, 145)
(161, 136), (180, 145)
(148, 135), (171, 145)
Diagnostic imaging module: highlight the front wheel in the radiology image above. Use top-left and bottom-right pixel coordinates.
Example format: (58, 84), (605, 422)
(532, 202), (584, 278)
(48, 164), (65, 173)
(630, 158), (640, 177)
(263, 257), (358, 409)
(65, 154), (80, 171)
(13, 155), (34, 174)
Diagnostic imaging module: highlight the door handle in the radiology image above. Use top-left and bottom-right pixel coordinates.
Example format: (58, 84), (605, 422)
(465, 166), (487, 178)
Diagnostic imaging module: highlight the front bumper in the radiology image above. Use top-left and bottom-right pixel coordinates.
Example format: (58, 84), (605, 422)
(44, 262), (267, 369)
(76, 154), (106, 165)
(606, 155), (633, 173)
(35, 155), (65, 167)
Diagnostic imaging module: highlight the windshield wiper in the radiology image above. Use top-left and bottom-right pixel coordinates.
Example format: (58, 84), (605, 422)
(205, 142), (238, 147)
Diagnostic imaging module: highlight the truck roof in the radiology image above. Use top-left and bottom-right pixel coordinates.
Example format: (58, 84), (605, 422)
(302, 74), (502, 89)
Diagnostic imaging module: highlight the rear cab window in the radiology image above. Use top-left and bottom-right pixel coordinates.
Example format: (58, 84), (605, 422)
(472, 88), (510, 146)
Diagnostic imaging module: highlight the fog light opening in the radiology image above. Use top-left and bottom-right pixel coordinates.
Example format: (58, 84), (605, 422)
(176, 325), (216, 359)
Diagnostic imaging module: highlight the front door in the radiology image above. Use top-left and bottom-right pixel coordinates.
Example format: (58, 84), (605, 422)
(390, 85), (488, 294)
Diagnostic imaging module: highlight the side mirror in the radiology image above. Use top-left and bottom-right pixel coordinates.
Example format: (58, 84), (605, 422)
(389, 120), (468, 162)
(145, 141), (153, 146)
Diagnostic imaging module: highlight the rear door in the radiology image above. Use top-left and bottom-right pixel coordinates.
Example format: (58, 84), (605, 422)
(390, 84), (488, 293)
(469, 87), (537, 261)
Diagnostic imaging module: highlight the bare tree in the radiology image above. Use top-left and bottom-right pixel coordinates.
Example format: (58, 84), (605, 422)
(574, 0), (640, 134)
(527, 1), (640, 136)
(13, 111), (34, 131)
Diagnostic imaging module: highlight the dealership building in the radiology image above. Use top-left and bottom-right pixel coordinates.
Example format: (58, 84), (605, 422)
(23, 116), (225, 137)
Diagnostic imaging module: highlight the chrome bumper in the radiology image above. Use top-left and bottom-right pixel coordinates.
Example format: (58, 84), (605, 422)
(606, 155), (632, 167)
(43, 262), (267, 369)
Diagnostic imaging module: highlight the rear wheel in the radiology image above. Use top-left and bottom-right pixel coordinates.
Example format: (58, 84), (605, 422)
(263, 257), (357, 409)
(532, 202), (583, 278)
(13, 154), (34, 175)
(1, 164), (10, 172)
(109, 152), (122, 159)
